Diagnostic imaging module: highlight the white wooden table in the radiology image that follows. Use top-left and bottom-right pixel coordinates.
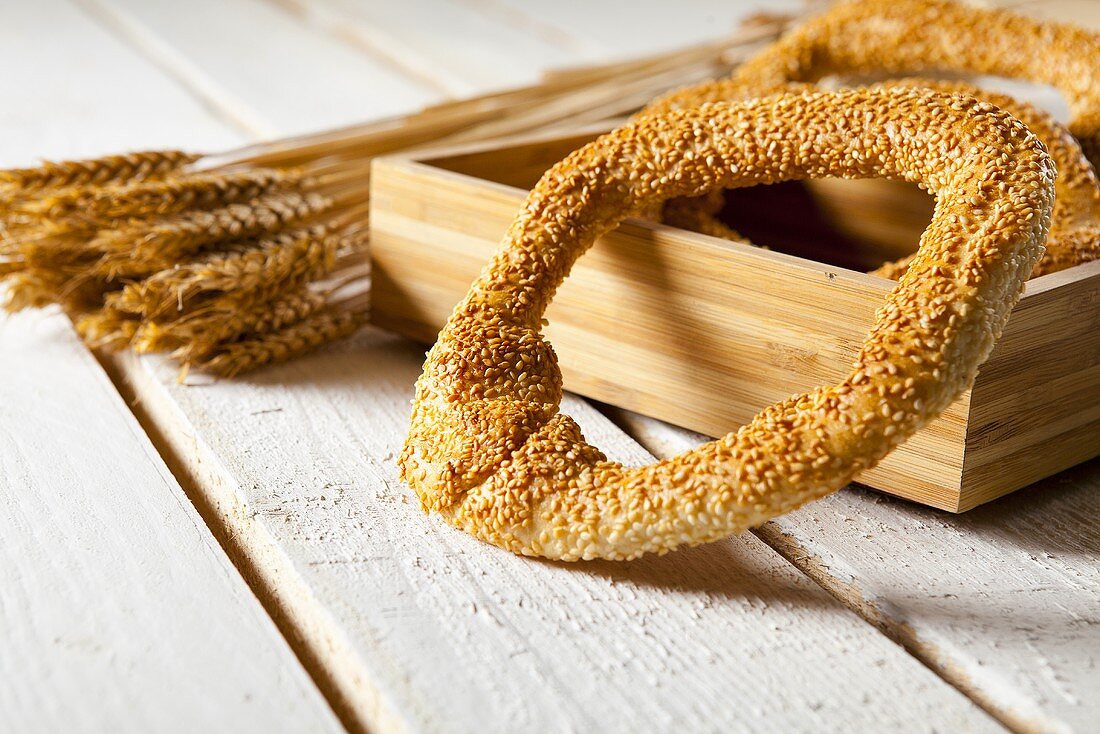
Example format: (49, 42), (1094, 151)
(2, 1), (1097, 732)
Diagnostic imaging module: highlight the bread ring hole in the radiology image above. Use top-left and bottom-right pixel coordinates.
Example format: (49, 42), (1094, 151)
(717, 179), (935, 271)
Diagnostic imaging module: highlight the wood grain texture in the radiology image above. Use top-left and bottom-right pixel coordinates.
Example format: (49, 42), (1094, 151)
(0, 2), (340, 731)
(283, 0), (578, 97)
(110, 330), (1003, 733)
(964, 262), (1100, 507)
(609, 409), (1100, 734)
(483, 0), (808, 59)
(0, 310), (342, 733)
(84, 0), (440, 138)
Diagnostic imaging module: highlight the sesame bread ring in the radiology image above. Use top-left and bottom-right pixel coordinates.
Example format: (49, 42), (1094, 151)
(399, 88), (1053, 561)
(649, 0), (1100, 168)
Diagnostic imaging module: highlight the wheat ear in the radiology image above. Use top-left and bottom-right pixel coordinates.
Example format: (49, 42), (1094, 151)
(75, 309), (139, 350)
(92, 191), (333, 278)
(0, 150), (199, 193)
(25, 168), (304, 223)
(189, 307), (365, 377)
(1, 267), (105, 313)
(137, 287), (327, 355)
(108, 225), (349, 317)
(2, 271), (70, 311)
(1, 224), (103, 271)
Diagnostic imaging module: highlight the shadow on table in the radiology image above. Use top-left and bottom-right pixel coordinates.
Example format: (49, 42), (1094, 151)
(529, 536), (839, 613)
(226, 322), (1100, 578)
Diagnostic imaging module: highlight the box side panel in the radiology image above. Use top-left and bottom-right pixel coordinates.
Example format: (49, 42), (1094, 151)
(370, 159), (969, 509)
(426, 131), (600, 190)
(963, 265), (1100, 509)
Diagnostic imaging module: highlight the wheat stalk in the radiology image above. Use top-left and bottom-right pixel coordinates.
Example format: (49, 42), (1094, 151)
(189, 306), (365, 377)
(94, 191), (335, 278)
(24, 168), (303, 223)
(0, 150), (199, 193)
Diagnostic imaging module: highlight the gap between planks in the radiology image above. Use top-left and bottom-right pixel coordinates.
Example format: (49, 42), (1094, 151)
(604, 405), (1099, 734)
(266, 0), (578, 98)
(74, 0), (274, 138)
(448, 0), (608, 58)
(594, 402), (1039, 733)
(98, 351), (380, 734)
(748, 520), (1020, 731)
(263, 0), (462, 98)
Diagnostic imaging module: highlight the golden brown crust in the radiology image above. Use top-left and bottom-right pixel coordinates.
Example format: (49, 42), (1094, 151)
(400, 88), (1053, 561)
(659, 189), (746, 242)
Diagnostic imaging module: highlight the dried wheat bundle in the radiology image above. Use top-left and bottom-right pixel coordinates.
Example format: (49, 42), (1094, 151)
(0, 19), (788, 378)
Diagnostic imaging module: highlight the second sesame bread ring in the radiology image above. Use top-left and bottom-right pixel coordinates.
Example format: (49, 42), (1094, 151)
(650, 0), (1100, 168)
(399, 89), (1053, 562)
(870, 79), (1100, 279)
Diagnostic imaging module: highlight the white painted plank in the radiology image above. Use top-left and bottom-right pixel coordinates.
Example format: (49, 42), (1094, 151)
(0, 0), (241, 165)
(84, 0), (440, 138)
(0, 2), (341, 730)
(610, 410), (1100, 734)
(0, 310), (343, 734)
(113, 329), (1004, 733)
(287, 0), (581, 96)
(484, 0), (807, 59)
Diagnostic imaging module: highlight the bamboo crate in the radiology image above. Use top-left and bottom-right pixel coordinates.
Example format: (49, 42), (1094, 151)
(368, 129), (1100, 512)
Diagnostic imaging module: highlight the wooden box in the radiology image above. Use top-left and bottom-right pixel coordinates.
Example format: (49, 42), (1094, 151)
(368, 130), (1100, 512)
